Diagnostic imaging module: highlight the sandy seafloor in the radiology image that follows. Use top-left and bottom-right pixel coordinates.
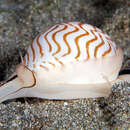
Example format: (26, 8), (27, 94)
(0, 0), (130, 129)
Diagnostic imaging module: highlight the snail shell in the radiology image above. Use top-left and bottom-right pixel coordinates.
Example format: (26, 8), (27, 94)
(0, 22), (129, 102)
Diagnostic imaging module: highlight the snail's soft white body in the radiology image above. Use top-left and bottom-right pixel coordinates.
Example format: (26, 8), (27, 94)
(0, 22), (130, 102)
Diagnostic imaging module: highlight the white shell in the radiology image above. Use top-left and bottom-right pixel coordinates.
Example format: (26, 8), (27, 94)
(24, 22), (117, 70)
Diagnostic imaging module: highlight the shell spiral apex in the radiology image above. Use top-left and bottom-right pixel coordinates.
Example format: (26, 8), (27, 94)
(0, 22), (130, 103)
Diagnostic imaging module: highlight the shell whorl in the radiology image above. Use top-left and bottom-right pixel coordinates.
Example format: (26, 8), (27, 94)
(24, 22), (117, 70)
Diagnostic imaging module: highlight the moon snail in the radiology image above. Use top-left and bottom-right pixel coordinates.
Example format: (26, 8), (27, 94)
(0, 22), (130, 103)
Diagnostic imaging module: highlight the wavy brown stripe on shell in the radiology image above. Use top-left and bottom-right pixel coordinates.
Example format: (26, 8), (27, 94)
(30, 41), (36, 62)
(44, 25), (59, 52)
(102, 41), (112, 57)
(86, 29), (98, 59)
(52, 24), (68, 56)
(36, 33), (44, 58)
(62, 23), (79, 57)
(94, 33), (105, 58)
